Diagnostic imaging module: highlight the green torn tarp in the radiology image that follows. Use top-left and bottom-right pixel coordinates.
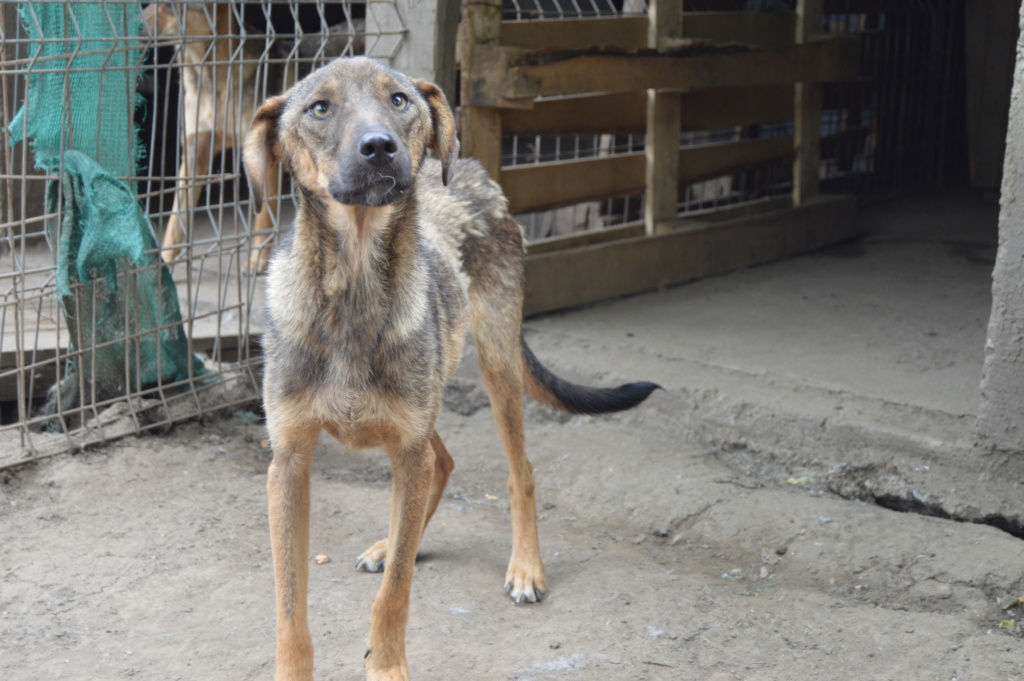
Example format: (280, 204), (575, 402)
(9, 2), (203, 426)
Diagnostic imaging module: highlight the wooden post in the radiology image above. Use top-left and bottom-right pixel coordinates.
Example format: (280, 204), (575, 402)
(458, 0), (503, 181)
(793, 0), (823, 205)
(644, 0), (683, 235)
(433, 0), (461, 104)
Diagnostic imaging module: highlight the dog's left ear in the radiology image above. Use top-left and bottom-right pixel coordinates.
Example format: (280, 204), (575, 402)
(413, 79), (459, 186)
(243, 94), (287, 213)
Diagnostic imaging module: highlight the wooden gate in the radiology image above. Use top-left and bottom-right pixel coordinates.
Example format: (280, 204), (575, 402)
(456, 0), (861, 315)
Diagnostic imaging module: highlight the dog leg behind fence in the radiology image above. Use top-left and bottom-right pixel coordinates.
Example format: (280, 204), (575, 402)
(162, 130), (213, 264)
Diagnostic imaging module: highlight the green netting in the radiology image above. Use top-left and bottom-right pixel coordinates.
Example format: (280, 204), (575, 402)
(9, 2), (204, 426)
(9, 1), (145, 177)
(41, 150), (204, 421)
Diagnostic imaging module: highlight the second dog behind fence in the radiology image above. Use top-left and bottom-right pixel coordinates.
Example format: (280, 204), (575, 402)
(244, 56), (659, 680)
(143, 3), (363, 273)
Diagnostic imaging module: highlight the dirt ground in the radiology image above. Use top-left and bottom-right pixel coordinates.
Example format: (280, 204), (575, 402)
(4, 193), (1024, 680)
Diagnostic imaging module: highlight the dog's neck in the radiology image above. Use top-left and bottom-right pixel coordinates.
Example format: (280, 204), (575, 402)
(292, 188), (421, 303)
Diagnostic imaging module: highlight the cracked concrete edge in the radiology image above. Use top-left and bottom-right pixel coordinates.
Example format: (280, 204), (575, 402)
(645, 371), (1024, 533)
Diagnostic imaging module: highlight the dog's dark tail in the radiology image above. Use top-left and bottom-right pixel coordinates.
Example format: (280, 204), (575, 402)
(521, 335), (660, 415)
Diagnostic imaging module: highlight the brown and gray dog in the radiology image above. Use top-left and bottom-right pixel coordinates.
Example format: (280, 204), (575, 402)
(243, 56), (658, 681)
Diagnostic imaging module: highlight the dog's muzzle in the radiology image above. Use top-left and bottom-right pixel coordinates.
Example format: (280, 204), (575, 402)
(329, 130), (412, 207)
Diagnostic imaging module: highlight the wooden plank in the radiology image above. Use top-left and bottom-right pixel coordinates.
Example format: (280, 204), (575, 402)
(645, 0), (683, 235)
(502, 86), (795, 136)
(682, 135), (794, 187)
(684, 86), (795, 130)
(793, 0), (824, 205)
(526, 222), (646, 255)
(434, 0), (462, 103)
(503, 93), (647, 136)
(457, 0), (505, 176)
(502, 17), (648, 51)
(523, 194), (859, 316)
(646, 87), (681, 235)
(500, 12), (795, 51)
(504, 136), (794, 215)
(793, 81), (822, 203)
(504, 154), (646, 215)
(484, 36), (860, 104)
(459, 106), (503, 181)
(460, 0), (502, 45)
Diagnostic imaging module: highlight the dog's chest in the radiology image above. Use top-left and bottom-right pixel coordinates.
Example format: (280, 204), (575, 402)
(264, 254), (464, 436)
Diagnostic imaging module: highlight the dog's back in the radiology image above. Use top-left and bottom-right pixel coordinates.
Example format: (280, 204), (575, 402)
(416, 158), (525, 292)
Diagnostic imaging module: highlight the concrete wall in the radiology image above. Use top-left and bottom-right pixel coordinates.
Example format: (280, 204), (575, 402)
(976, 4), (1024, 452)
(365, 0), (460, 103)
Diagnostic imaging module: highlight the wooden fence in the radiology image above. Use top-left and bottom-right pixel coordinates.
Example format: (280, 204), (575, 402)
(457, 0), (862, 315)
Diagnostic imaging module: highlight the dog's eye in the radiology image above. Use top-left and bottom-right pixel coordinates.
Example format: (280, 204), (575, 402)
(390, 93), (409, 110)
(308, 101), (331, 119)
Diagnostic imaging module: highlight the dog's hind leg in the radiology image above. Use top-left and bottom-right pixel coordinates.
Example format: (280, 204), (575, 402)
(423, 432), (455, 530)
(355, 431), (454, 573)
(472, 301), (546, 604)
(365, 437), (437, 681)
(266, 421), (320, 681)
(162, 130), (213, 264)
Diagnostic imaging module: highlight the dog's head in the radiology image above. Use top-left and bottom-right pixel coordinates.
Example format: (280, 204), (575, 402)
(243, 57), (459, 212)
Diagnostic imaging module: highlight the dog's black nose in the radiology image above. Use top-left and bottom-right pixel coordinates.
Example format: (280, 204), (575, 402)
(359, 133), (398, 161)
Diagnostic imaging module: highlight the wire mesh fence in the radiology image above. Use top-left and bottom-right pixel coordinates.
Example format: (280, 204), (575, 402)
(0, 1), (400, 466)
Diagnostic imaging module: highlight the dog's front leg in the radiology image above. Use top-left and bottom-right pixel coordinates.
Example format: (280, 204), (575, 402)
(365, 438), (436, 681)
(267, 422), (321, 681)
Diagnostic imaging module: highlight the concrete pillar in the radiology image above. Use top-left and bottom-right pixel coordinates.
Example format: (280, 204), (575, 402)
(365, 0), (460, 103)
(977, 4), (1024, 453)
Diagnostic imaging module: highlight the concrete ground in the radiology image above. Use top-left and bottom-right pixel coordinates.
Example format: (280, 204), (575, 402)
(532, 189), (997, 422)
(4, 189), (1024, 681)
(521, 187), (1020, 526)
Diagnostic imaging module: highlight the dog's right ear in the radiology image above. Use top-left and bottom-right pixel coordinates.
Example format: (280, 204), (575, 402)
(243, 94), (287, 214)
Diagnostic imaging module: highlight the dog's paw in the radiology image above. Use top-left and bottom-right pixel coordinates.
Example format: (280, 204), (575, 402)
(355, 539), (388, 573)
(504, 580), (545, 604)
(242, 249), (268, 276)
(504, 559), (546, 604)
(365, 662), (410, 681)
